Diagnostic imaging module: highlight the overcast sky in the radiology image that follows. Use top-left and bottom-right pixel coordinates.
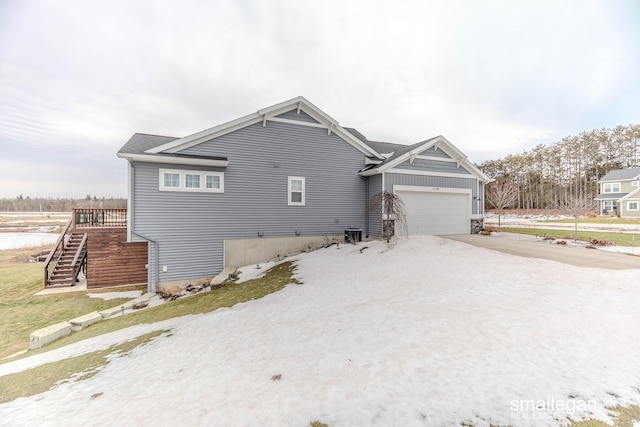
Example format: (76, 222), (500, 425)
(1, 0), (639, 198)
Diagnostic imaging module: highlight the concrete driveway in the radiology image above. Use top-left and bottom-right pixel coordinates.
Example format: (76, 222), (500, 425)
(445, 232), (640, 270)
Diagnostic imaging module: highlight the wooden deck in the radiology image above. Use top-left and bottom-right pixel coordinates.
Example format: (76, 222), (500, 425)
(44, 209), (147, 289)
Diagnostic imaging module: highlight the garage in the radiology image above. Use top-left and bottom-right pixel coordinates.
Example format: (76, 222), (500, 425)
(396, 188), (471, 235)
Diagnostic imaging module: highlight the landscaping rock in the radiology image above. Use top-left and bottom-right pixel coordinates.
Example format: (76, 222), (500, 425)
(29, 322), (72, 349)
(69, 311), (102, 331)
(99, 305), (126, 319)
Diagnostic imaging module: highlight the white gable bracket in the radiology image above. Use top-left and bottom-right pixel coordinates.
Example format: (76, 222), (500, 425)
(262, 113), (268, 127)
(434, 141), (441, 151)
(297, 101), (302, 114)
(456, 159), (464, 168)
(328, 123), (334, 135)
(409, 153), (417, 164)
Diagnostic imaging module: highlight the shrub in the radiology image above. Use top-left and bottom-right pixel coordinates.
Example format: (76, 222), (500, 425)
(585, 211), (598, 218)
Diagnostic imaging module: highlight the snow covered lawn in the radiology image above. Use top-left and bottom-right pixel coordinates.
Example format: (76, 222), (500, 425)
(1, 236), (640, 426)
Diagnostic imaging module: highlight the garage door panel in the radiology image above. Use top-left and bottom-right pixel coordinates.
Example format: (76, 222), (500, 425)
(398, 190), (470, 235)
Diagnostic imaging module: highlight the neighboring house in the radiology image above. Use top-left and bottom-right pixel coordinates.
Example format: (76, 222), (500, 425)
(117, 96), (490, 290)
(595, 167), (640, 217)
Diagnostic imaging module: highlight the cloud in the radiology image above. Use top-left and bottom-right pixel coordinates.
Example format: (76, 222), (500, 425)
(0, 0), (638, 197)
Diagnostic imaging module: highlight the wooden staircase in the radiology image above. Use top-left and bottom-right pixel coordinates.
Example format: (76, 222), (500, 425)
(44, 220), (87, 287)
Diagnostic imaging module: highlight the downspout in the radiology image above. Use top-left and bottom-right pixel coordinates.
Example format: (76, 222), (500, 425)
(360, 175), (370, 238)
(133, 231), (159, 293)
(128, 160), (159, 293)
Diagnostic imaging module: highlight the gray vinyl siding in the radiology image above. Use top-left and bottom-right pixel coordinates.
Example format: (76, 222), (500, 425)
(366, 174), (383, 236)
(420, 146), (451, 158)
(395, 158), (472, 174)
(275, 110), (320, 123)
(131, 119), (367, 282)
(385, 173), (483, 215)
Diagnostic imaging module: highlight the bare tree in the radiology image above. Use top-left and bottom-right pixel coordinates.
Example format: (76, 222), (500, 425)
(485, 178), (519, 227)
(368, 191), (407, 243)
(555, 194), (597, 241)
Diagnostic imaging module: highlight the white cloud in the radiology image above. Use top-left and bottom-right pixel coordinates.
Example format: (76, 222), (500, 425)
(0, 0), (638, 197)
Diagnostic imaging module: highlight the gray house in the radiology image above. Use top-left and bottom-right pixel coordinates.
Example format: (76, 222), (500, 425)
(595, 167), (640, 217)
(117, 96), (489, 290)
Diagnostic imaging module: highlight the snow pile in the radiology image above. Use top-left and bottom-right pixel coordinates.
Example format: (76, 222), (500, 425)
(0, 232), (59, 250)
(1, 236), (639, 426)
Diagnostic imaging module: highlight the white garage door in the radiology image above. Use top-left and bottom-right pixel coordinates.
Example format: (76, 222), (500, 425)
(397, 190), (471, 235)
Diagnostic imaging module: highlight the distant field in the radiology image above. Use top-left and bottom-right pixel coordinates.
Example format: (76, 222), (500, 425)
(0, 212), (70, 232)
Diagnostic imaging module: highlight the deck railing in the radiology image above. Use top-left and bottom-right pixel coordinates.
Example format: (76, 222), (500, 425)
(73, 208), (127, 228)
(43, 218), (72, 286)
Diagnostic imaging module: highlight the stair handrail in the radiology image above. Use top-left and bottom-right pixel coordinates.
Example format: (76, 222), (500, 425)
(44, 219), (73, 287)
(70, 233), (88, 283)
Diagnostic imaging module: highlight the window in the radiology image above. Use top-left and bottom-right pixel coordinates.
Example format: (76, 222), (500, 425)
(159, 169), (224, 193)
(206, 175), (221, 190)
(288, 176), (305, 206)
(633, 181), (639, 187)
(628, 201), (639, 211)
(185, 174), (200, 189)
(603, 182), (621, 193)
(603, 200), (617, 213)
(163, 172), (180, 188)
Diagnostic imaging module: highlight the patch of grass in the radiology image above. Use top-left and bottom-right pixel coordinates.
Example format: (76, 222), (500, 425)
(310, 422), (329, 427)
(0, 330), (167, 403)
(571, 405), (640, 426)
(10, 261), (301, 361)
(544, 218), (640, 225)
(0, 260), (139, 359)
(499, 228), (640, 247)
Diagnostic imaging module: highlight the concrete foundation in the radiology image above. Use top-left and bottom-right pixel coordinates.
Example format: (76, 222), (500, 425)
(224, 235), (341, 268)
(29, 322), (72, 349)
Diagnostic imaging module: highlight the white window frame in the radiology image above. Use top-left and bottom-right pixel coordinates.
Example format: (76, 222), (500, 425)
(159, 169), (224, 193)
(628, 201), (639, 211)
(633, 181), (639, 187)
(288, 176), (305, 206)
(603, 182), (621, 193)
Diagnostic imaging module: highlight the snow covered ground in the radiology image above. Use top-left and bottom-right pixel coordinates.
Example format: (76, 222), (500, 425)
(0, 232), (59, 250)
(1, 236), (640, 426)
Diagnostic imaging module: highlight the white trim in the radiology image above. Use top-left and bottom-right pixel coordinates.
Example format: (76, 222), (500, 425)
(393, 185), (472, 195)
(127, 161), (133, 242)
(359, 135), (490, 182)
(145, 96), (382, 159)
(618, 188), (640, 202)
(385, 168), (478, 179)
(288, 176), (305, 206)
(628, 201), (639, 211)
(415, 155), (457, 163)
(267, 116), (328, 129)
(117, 152), (229, 168)
(159, 169), (224, 193)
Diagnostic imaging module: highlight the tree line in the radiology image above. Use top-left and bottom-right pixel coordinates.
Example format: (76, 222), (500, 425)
(0, 195), (126, 212)
(479, 124), (640, 209)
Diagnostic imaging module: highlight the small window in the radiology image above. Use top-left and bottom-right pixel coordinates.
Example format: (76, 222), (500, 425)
(628, 201), (639, 211)
(206, 175), (220, 189)
(633, 181), (639, 187)
(163, 173), (180, 188)
(288, 176), (305, 206)
(185, 174), (200, 189)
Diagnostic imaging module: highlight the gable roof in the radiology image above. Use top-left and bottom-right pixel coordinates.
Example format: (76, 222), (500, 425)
(358, 134), (491, 183)
(143, 96), (382, 159)
(599, 167), (640, 182)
